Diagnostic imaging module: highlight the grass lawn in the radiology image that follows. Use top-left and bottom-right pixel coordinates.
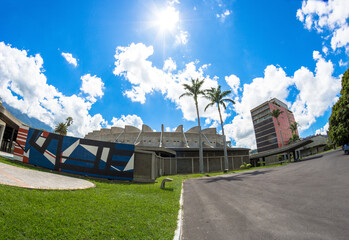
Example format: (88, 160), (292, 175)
(0, 156), (287, 239)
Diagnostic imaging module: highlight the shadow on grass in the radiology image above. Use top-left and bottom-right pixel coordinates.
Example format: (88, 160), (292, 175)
(201, 169), (273, 183)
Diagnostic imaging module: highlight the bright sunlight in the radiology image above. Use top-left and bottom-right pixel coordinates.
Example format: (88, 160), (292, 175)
(154, 6), (179, 32)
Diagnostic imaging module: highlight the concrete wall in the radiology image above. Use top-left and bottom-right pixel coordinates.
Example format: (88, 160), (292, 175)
(0, 119), (5, 147)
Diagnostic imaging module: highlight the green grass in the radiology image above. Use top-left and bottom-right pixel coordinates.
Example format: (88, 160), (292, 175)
(0, 156), (288, 239)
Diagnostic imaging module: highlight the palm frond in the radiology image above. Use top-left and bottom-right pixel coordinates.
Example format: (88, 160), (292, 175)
(204, 102), (215, 111)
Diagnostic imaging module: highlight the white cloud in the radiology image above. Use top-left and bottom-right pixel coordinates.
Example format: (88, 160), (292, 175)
(297, 0), (349, 52)
(163, 58), (177, 72)
(175, 30), (189, 45)
(225, 74), (240, 95)
(111, 115), (143, 129)
(339, 59), (348, 66)
(224, 51), (340, 149)
(291, 51), (341, 131)
(224, 65), (292, 149)
(61, 52), (78, 67)
(315, 122), (329, 135)
(0, 42), (143, 137)
(113, 43), (228, 124)
(322, 46), (329, 55)
(216, 9), (231, 22)
(80, 74), (105, 103)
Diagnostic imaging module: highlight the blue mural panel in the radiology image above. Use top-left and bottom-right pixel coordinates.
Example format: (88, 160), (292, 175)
(14, 127), (135, 181)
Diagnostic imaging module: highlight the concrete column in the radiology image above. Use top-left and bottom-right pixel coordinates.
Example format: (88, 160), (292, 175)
(220, 156), (223, 171)
(8, 128), (15, 153)
(0, 121), (5, 148)
(207, 157), (209, 173)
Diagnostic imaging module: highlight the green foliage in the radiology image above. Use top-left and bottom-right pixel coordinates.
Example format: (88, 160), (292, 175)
(288, 134), (300, 144)
(65, 117), (73, 127)
(54, 117), (73, 135)
(204, 85), (235, 112)
(240, 162), (251, 169)
(179, 78), (205, 110)
(289, 122), (299, 135)
(270, 109), (283, 125)
(329, 68), (349, 146)
(54, 122), (67, 135)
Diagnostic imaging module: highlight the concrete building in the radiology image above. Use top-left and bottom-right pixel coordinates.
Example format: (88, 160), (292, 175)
(85, 124), (250, 177)
(298, 135), (328, 157)
(251, 98), (297, 153)
(0, 105), (25, 153)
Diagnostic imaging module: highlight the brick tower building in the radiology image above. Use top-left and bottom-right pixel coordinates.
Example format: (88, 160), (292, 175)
(250, 98), (298, 153)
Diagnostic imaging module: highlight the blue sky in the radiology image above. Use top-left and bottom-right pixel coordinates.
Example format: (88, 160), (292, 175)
(0, 0), (348, 148)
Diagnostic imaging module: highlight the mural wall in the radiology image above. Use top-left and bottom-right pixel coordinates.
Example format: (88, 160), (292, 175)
(13, 126), (135, 180)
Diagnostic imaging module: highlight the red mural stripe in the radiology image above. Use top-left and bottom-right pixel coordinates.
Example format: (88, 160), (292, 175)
(23, 156), (29, 163)
(45, 150), (56, 159)
(42, 131), (49, 138)
(17, 133), (27, 137)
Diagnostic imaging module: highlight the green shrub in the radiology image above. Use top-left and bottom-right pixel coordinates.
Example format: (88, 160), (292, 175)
(246, 164), (252, 169)
(240, 165), (246, 169)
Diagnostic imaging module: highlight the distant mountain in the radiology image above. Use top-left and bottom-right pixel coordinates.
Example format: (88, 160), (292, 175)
(2, 102), (53, 132)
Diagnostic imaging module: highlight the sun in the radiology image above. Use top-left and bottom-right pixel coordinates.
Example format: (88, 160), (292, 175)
(154, 6), (179, 32)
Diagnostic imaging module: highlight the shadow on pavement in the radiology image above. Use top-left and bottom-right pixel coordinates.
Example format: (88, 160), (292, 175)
(202, 169), (273, 183)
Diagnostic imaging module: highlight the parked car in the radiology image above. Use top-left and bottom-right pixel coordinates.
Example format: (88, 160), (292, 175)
(344, 144), (349, 155)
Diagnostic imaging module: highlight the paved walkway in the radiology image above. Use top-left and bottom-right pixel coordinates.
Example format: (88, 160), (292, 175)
(182, 149), (349, 240)
(0, 162), (95, 190)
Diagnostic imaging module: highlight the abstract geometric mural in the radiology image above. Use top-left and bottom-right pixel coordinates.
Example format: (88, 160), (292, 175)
(14, 126), (135, 180)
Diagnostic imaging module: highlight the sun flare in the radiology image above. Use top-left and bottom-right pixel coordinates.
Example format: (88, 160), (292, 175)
(154, 6), (179, 32)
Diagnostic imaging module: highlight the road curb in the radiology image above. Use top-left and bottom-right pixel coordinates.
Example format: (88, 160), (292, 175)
(173, 181), (184, 240)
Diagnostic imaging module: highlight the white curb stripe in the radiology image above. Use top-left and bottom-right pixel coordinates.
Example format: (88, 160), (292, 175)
(173, 181), (184, 240)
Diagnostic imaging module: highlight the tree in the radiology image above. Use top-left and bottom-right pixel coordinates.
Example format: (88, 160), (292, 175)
(288, 134), (300, 144)
(270, 109), (284, 146)
(329, 68), (349, 146)
(204, 85), (235, 171)
(289, 122), (299, 135)
(54, 116), (73, 136)
(66, 117), (73, 127)
(54, 122), (67, 135)
(180, 78), (205, 173)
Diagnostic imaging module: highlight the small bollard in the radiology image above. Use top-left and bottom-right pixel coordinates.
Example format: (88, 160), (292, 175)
(160, 178), (173, 189)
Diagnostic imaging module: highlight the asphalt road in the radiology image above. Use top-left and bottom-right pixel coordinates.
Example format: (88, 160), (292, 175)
(182, 149), (349, 240)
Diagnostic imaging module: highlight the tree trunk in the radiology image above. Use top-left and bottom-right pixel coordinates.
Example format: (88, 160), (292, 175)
(218, 105), (229, 171)
(195, 100), (204, 174)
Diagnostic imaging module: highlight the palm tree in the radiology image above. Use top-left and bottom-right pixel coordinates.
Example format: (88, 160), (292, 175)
(55, 122), (67, 135)
(179, 78), (205, 174)
(270, 109), (284, 146)
(204, 85), (235, 171)
(66, 117), (73, 127)
(289, 122), (299, 135)
(55, 117), (73, 136)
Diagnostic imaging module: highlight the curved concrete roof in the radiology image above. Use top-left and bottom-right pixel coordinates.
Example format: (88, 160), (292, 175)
(125, 125), (140, 133)
(186, 126), (200, 133)
(142, 124), (153, 132)
(111, 126), (123, 133)
(175, 125), (183, 132)
(202, 128), (217, 134)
